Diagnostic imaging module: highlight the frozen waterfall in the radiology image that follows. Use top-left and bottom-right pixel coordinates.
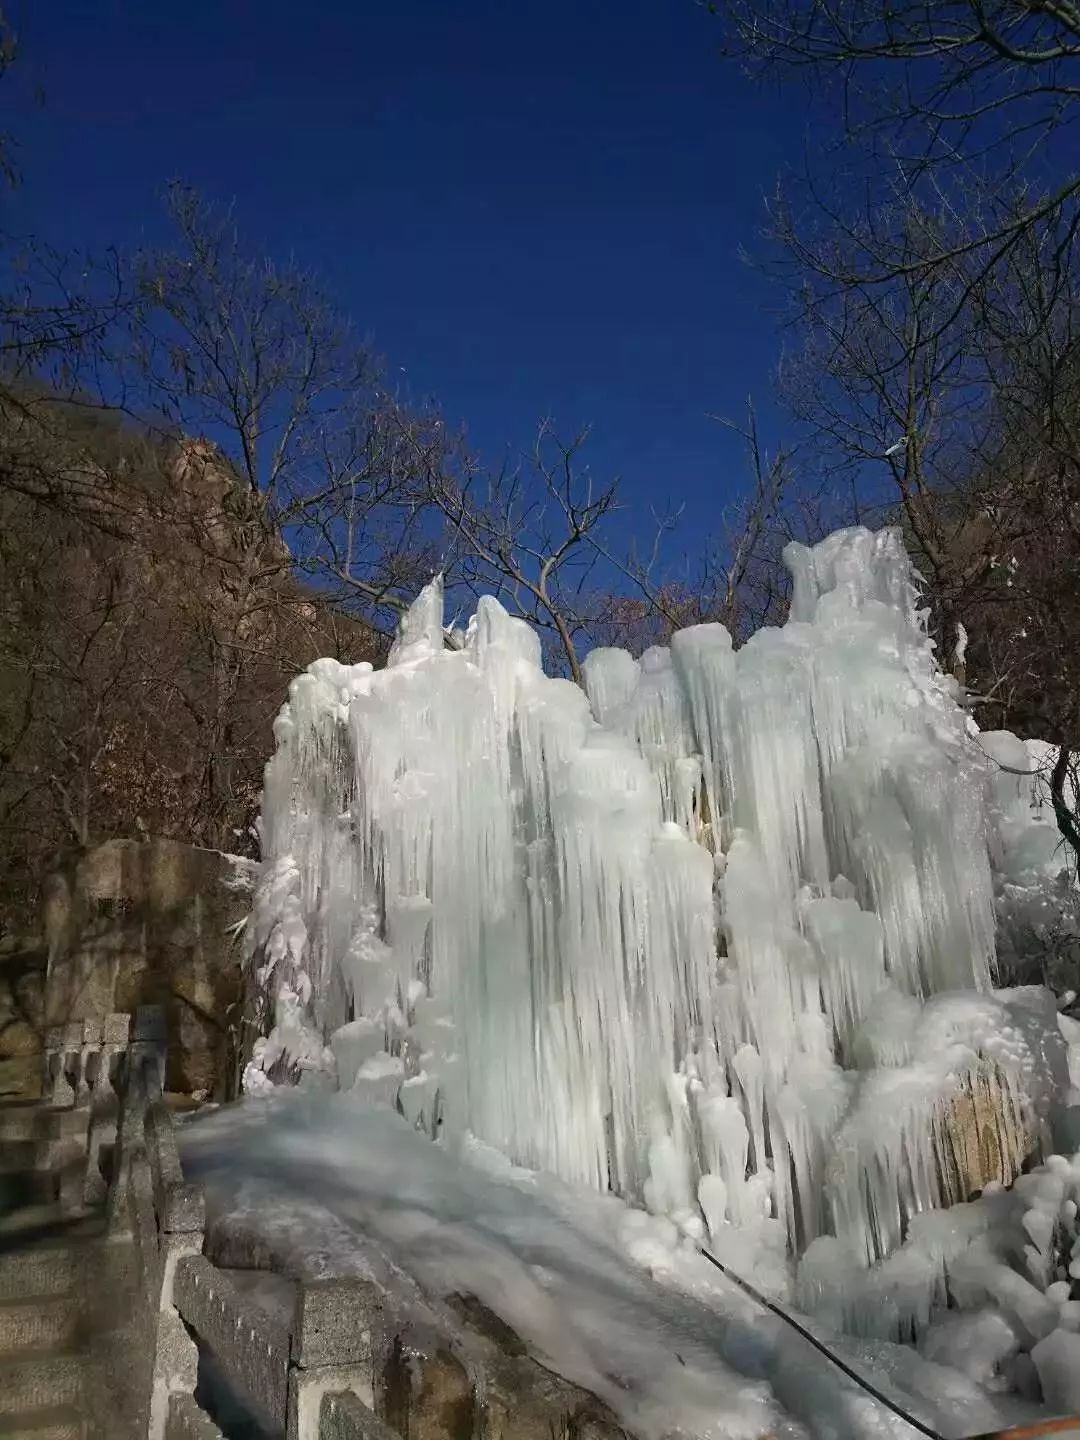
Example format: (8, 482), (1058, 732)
(245, 526), (1060, 1305)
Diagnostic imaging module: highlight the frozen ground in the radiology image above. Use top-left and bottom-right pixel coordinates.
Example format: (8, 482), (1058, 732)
(180, 1092), (1044, 1440)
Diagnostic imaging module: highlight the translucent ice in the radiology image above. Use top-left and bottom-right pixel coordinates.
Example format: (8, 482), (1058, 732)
(247, 526), (1052, 1299)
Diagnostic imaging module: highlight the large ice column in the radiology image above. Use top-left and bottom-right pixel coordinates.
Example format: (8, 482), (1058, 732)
(581, 646), (640, 727)
(799, 889), (888, 1058)
(550, 731), (659, 1187)
(717, 835), (849, 1247)
(355, 588), (541, 1154)
(786, 525), (920, 626)
(669, 622), (735, 844)
(248, 523), (1039, 1291)
(245, 655), (364, 1089)
(824, 992), (1036, 1266)
(252, 571), (719, 1196)
(665, 525), (995, 1016)
(656, 527), (1007, 1264)
(720, 628), (830, 901)
(583, 645), (703, 833)
(802, 553), (996, 998)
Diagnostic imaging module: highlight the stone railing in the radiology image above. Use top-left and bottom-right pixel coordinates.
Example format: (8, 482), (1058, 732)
(171, 1256), (392, 1440)
(173, 1241), (626, 1440)
(202, 1214), (629, 1440)
(107, 1006), (207, 1439)
(43, 1010), (130, 1208)
(105, 1005), (627, 1440)
(106, 1005), (405, 1440)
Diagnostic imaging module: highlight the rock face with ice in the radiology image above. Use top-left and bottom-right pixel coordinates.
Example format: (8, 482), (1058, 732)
(246, 526), (1068, 1327)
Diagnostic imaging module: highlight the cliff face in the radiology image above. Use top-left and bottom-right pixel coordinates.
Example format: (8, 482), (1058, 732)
(0, 403), (382, 940)
(42, 837), (253, 1100)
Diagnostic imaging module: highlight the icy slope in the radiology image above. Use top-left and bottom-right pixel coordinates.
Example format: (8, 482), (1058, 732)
(181, 1093), (1041, 1440)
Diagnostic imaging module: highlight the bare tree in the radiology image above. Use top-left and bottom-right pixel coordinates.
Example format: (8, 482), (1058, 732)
(585, 405), (815, 651)
(711, 1), (1080, 118)
(415, 400), (816, 674)
(287, 400), (443, 628)
(767, 168), (1080, 862)
(127, 185), (437, 628)
(704, 0), (1080, 866)
(415, 419), (617, 682)
(710, 0), (1080, 217)
(108, 188), (449, 836)
(772, 187), (989, 661)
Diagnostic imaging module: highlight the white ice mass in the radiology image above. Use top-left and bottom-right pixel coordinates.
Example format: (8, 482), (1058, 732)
(242, 525), (1080, 1371)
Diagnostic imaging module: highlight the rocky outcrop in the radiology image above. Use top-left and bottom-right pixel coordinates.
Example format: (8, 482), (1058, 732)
(939, 1065), (1036, 1202)
(42, 839), (252, 1099)
(0, 934), (47, 1098)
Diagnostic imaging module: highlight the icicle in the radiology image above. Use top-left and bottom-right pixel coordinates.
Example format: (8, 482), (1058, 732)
(670, 622), (735, 832)
(247, 521), (1044, 1300)
(581, 646), (640, 727)
(799, 890), (888, 1058)
(720, 627), (830, 898)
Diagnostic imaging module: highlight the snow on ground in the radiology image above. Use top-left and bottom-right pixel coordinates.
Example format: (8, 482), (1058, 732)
(179, 1092), (1041, 1440)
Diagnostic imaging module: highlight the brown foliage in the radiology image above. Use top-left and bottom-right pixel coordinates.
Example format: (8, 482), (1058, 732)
(0, 401), (380, 931)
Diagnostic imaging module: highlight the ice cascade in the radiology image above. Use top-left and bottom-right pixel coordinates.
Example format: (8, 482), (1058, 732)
(246, 527), (1052, 1287)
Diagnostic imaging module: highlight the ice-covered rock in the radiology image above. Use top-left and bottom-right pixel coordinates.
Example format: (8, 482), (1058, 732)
(1031, 1327), (1080, 1412)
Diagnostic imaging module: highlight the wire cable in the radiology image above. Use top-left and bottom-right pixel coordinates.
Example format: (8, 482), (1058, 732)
(697, 1242), (943, 1440)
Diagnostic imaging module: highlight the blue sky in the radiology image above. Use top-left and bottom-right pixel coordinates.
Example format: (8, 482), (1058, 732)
(4, 0), (812, 537)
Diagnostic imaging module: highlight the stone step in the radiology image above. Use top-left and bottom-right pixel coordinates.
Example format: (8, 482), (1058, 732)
(0, 1405), (84, 1440)
(0, 1247), (80, 1304)
(0, 1142), (86, 1179)
(0, 1170), (61, 1210)
(0, 1108), (89, 1146)
(0, 1296), (82, 1354)
(0, 1350), (85, 1415)
(0, 1142), (46, 1175)
(0, 1105), (41, 1141)
(0, 1202), (63, 1237)
(0, 1206), (101, 1242)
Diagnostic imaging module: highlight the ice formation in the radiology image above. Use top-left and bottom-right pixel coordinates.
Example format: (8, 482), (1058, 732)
(246, 525), (1073, 1329)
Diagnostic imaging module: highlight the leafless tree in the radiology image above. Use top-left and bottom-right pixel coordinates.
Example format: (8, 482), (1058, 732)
(585, 404), (817, 652)
(767, 168), (1080, 862)
(126, 184), (438, 629)
(704, 0), (1080, 865)
(414, 419), (617, 682)
(417, 397), (821, 675)
(102, 188), (451, 838)
(710, 0), (1080, 265)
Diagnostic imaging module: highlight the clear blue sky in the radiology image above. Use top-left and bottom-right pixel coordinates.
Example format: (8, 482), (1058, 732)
(4, 0), (812, 537)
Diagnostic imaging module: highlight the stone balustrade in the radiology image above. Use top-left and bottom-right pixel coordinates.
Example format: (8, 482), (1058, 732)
(105, 1006), (628, 1440)
(108, 1006), (395, 1440)
(41, 1010), (129, 1208)
(319, 1391), (400, 1440)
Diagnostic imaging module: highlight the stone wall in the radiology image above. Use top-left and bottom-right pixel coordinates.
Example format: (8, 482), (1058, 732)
(42, 838), (252, 1099)
(0, 933), (47, 1098)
